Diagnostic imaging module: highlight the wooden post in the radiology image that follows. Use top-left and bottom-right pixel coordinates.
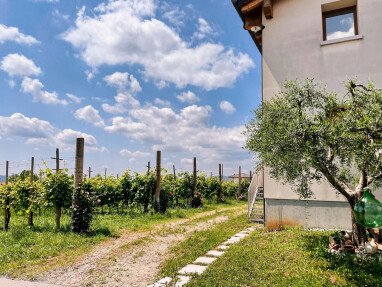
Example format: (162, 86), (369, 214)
(117, 174), (119, 180)
(192, 157), (197, 197)
(104, 168), (107, 179)
(173, 165), (176, 179)
(155, 151), (161, 212)
(88, 167), (92, 178)
(238, 166), (242, 198)
(28, 157), (34, 227)
(250, 170), (253, 181)
(51, 148), (63, 230)
(218, 164), (222, 203)
(147, 161), (151, 174)
(4, 161), (10, 231)
(74, 138), (84, 188)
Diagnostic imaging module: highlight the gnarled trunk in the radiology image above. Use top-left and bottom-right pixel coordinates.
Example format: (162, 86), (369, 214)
(55, 205), (62, 230)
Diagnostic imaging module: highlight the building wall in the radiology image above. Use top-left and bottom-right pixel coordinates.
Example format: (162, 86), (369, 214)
(261, 0), (382, 226)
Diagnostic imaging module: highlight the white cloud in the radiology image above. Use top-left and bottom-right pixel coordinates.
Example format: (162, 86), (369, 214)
(0, 113), (106, 153)
(327, 26), (354, 41)
(177, 91), (200, 104)
(102, 92), (140, 114)
(120, 149), (150, 158)
(104, 103), (246, 165)
(193, 18), (214, 40)
(0, 24), (39, 45)
(66, 93), (82, 104)
(154, 98), (170, 106)
(1, 54), (41, 77)
(21, 77), (68, 105)
(219, 100), (236, 114)
(74, 105), (105, 127)
(104, 72), (141, 93)
(0, 113), (54, 138)
(161, 5), (186, 28)
(62, 0), (254, 90)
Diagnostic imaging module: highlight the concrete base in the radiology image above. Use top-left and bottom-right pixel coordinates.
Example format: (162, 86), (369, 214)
(265, 198), (352, 230)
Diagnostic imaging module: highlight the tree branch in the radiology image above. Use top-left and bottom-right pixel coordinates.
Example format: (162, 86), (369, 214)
(315, 159), (354, 200)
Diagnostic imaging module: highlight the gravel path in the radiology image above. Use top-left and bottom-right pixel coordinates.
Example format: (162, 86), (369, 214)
(36, 207), (244, 287)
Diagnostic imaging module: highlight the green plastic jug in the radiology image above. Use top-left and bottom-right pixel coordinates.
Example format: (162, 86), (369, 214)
(354, 188), (382, 228)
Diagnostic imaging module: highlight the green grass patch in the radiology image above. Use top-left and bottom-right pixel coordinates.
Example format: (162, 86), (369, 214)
(0, 200), (244, 279)
(187, 228), (382, 287)
(159, 211), (252, 278)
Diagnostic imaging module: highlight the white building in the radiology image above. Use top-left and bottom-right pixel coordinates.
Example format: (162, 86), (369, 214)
(232, 0), (382, 229)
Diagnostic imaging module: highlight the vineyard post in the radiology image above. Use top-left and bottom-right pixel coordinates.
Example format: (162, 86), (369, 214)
(238, 166), (242, 198)
(74, 138), (84, 188)
(28, 157), (34, 227)
(88, 167), (92, 178)
(173, 165), (176, 179)
(4, 161), (10, 231)
(250, 170), (253, 182)
(155, 151), (161, 212)
(218, 164), (222, 203)
(104, 168), (107, 180)
(52, 148), (63, 230)
(147, 161), (151, 174)
(192, 157), (197, 197)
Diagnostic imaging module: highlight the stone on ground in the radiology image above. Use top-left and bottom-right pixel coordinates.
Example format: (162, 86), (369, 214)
(174, 276), (192, 287)
(206, 250), (225, 257)
(193, 256), (217, 265)
(178, 264), (208, 275)
(216, 245), (229, 250)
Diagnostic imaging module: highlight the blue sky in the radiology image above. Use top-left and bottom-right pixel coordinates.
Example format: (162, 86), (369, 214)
(0, 0), (261, 177)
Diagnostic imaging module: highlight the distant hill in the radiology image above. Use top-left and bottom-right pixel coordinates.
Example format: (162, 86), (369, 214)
(0, 175), (5, 182)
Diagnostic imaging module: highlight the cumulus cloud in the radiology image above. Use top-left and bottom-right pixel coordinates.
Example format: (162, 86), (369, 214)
(0, 113), (106, 152)
(219, 100), (236, 114)
(104, 72), (141, 93)
(1, 54), (41, 77)
(154, 98), (170, 106)
(0, 113), (54, 138)
(193, 18), (214, 40)
(21, 77), (68, 105)
(66, 93), (82, 104)
(177, 91), (200, 104)
(120, 149), (150, 158)
(62, 0), (254, 90)
(0, 24), (39, 45)
(104, 103), (246, 166)
(74, 105), (105, 127)
(102, 92), (140, 114)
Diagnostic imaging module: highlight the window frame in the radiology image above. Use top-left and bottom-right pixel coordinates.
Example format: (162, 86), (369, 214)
(322, 6), (358, 41)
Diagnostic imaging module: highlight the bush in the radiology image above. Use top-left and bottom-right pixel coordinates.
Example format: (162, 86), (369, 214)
(71, 183), (93, 233)
(191, 192), (203, 208)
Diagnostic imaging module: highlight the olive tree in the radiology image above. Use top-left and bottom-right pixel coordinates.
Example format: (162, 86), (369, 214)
(246, 79), (382, 246)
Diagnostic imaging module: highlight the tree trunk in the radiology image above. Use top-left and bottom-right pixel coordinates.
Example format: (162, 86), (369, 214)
(55, 205), (61, 230)
(349, 198), (367, 247)
(4, 196), (10, 231)
(28, 211), (34, 228)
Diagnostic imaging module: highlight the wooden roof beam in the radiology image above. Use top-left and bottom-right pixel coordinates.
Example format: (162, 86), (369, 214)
(241, 0), (263, 14)
(263, 0), (273, 19)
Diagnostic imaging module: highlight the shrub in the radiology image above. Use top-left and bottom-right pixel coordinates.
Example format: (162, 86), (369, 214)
(71, 183), (93, 233)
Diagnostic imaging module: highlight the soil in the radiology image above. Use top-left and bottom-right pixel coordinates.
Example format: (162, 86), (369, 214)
(38, 208), (244, 287)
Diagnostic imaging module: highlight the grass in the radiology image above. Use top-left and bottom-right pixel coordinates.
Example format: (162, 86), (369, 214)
(158, 211), (253, 278)
(0, 200), (245, 278)
(186, 228), (382, 287)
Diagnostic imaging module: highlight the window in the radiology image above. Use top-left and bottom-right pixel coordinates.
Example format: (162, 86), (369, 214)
(323, 6), (358, 41)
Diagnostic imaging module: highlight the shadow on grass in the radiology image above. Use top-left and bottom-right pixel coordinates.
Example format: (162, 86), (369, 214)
(300, 233), (382, 286)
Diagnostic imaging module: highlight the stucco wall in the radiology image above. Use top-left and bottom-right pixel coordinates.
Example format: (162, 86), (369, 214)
(262, 0), (382, 202)
(265, 198), (352, 229)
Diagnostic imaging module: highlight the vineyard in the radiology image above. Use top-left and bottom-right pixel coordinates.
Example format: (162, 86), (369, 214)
(0, 166), (250, 232)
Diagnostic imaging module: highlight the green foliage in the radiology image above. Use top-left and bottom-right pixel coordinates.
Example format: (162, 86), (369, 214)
(43, 169), (73, 208)
(71, 183), (93, 233)
(246, 79), (382, 198)
(222, 180), (238, 198)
